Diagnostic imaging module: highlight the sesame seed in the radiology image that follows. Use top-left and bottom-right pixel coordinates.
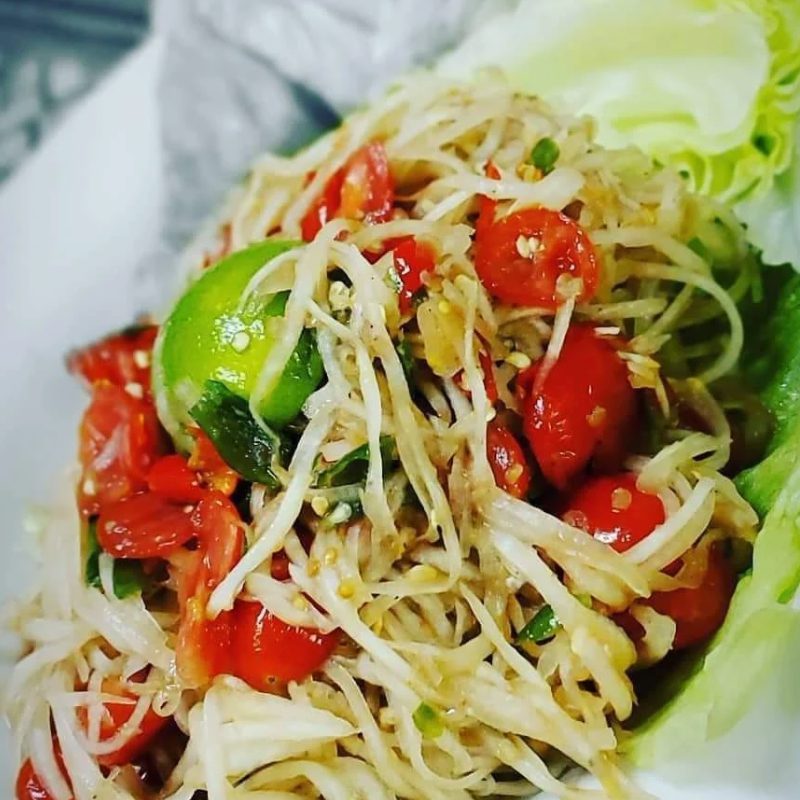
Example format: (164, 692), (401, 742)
(311, 496), (330, 516)
(505, 351), (532, 370)
(515, 235), (530, 259)
(124, 382), (143, 399)
(132, 350), (150, 369)
(586, 405), (607, 428)
(505, 464), (524, 484)
(82, 478), (96, 496)
(231, 331), (251, 353)
(292, 595), (309, 611)
(611, 488), (632, 511)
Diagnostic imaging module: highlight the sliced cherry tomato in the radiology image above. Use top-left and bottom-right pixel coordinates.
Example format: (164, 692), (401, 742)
(476, 160), (501, 236)
(300, 141), (394, 241)
(68, 325), (158, 396)
(270, 529), (314, 582)
(78, 384), (163, 516)
(391, 236), (436, 313)
(475, 207), (599, 308)
(96, 492), (196, 559)
(648, 547), (735, 650)
(478, 349), (499, 405)
(172, 494), (245, 687)
(231, 600), (340, 689)
(16, 760), (56, 800)
(300, 169), (345, 242)
(192, 492), (245, 590)
(560, 473), (665, 553)
(486, 421), (531, 499)
(77, 677), (170, 767)
(188, 427), (238, 496)
(520, 324), (637, 489)
(147, 454), (206, 503)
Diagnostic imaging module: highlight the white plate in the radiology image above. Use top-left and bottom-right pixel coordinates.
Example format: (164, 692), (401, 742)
(1, 32), (798, 800)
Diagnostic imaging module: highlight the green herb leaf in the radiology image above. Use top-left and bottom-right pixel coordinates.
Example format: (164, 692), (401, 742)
(85, 521), (149, 599)
(529, 137), (560, 173)
(518, 604), (560, 643)
(315, 435), (398, 488)
(412, 702), (444, 739)
(190, 380), (284, 488)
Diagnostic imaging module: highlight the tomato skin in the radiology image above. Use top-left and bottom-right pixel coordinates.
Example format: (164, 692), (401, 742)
(68, 326), (157, 396)
(188, 428), (238, 496)
(301, 169), (345, 242)
(96, 492), (196, 559)
(172, 494), (245, 687)
(77, 678), (170, 768)
(301, 141), (394, 241)
(78, 384), (163, 517)
(231, 600), (340, 689)
(391, 237), (436, 313)
(648, 548), (735, 650)
(147, 454), (206, 503)
(560, 473), (665, 553)
(520, 324), (636, 489)
(486, 421), (531, 499)
(475, 207), (599, 308)
(16, 759), (62, 800)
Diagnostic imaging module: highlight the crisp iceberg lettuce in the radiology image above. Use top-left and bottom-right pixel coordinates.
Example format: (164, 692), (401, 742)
(622, 273), (800, 764)
(441, 0), (800, 264)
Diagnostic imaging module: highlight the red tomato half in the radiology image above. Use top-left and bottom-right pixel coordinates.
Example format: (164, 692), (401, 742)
(520, 324), (637, 489)
(231, 600), (340, 689)
(560, 473), (665, 553)
(648, 548), (735, 650)
(188, 428), (238, 496)
(78, 384), (163, 517)
(392, 236), (436, 313)
(147, 454), (206, 503)
(475, 207), (599, 308)
(15, 748), (73, 800)
(96, 492), (196, 559)
(77, 678), (169, 768)
(486, 421), (531, 499)
(68, 326), (158, 396)
(301, 141), (394, 241)
(173, 494), (245, 687)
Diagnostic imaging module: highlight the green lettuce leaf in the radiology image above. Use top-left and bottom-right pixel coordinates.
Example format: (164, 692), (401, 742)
(623, 273), (800, 765)
(441, 0), (800, 262)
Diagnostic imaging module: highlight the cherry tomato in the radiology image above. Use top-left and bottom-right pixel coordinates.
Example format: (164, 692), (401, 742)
(188, 428), (238, 496)
(231, 600), (340, 689)
(486, 421), (531, 499)
(68, 325), (158, 396)
(476, 160), (501, 236)
(560, 473), (665, 553)
(96, 492), (196, 559)
(300, 141), (394, 241)
(520, 324), (636, 489)
(15, 747), (73, 800)
(76, 677), (169, 767)
(78, 384), (163, 516)
(391, 236), (436, 313)
(300, 169), (345, 242)
(475, 207), (599, 308)
(270, 529), (314, 582)
(648, 547), (735, 650)
(478, 349), (499, 405)
(147, 454), (206, 503)
(192, 492), (245, 591)
(172, 494), (245, 687)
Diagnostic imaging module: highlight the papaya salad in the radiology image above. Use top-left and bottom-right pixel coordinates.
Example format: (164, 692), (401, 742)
(6, 75), (772, 800)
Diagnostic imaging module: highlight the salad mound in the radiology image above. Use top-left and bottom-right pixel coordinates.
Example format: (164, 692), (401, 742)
(6, 74), (795, 800)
